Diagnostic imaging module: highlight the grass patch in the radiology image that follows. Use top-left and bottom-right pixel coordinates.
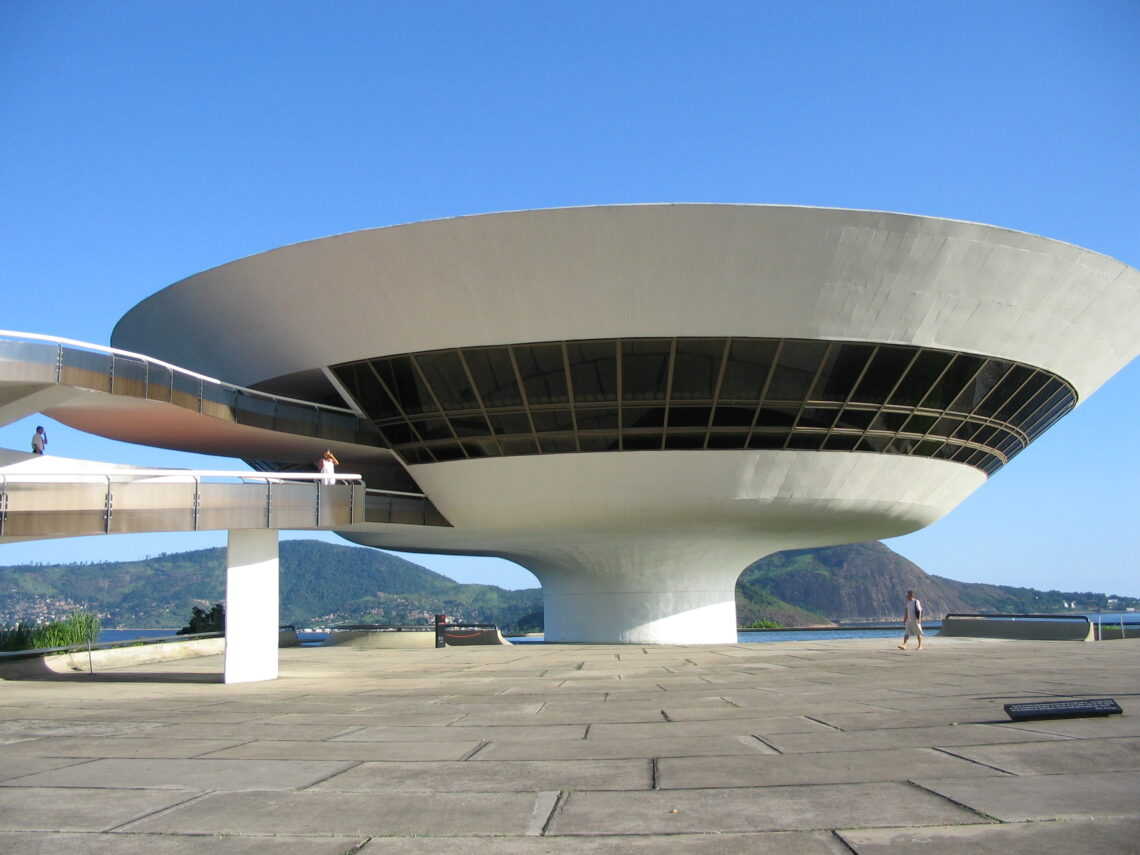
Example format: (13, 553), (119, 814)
(0, 611), (102, 652)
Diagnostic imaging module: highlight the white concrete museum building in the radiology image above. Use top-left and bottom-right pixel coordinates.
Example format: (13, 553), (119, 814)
(5, 205), (1140, 651)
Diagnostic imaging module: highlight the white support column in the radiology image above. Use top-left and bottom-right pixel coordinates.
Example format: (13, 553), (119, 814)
(224, 529), (280, 683)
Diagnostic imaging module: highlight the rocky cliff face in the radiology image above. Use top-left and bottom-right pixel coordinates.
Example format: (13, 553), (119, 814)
(739, 542), (975, 621)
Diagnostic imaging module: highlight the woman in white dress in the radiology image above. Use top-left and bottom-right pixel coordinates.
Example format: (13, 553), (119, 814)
(319, 449), (340, 485)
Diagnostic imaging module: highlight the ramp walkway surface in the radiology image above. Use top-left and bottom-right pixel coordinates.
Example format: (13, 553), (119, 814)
(0, 636), (1136, 853)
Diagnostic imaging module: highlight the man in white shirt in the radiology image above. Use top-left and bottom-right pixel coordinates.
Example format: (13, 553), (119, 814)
(899, 590), (924, 650)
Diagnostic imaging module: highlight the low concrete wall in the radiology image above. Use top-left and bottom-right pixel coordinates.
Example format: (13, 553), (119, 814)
(0, 637), (227, 678)
(939, 616), (1093, 641)
(442, 627), (512, 645)
(324, 630), (437, 649)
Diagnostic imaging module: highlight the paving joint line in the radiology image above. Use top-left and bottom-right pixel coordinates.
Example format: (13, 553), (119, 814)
(459, 740), (490, 761)
(929, 745), (1017, 775)
(104, 789), (215, 832)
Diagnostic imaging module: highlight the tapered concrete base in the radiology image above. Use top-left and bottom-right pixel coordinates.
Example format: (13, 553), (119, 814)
(224, 529), (280, 683)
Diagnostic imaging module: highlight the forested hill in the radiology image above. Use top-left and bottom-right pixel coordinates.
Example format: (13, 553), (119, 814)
(1, 539), (1133, 630)
(740, 541), (1136, 621)
(0, 540), (542, 630)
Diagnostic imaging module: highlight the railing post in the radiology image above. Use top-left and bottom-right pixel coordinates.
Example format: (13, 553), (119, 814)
(435, 614), (447, 648)
(0, 476), (7, 537)
(192, 476), (201, 531)
(265, 480), (273, 529)
(314, 479), (321, 527)
(103, 476), (113, 534)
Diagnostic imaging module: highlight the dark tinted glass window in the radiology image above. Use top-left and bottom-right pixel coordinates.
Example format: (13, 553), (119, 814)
(720, 339), (777, 401)
(671, 339), (724, 400)
(710, 405), (756, 427)
(373, 356), (437, 415)
(515, 343), (568, 404)
(567, 341), (617, 403)
(576, 408), (619, 431)
(853, 346), (914, 405)
(889, 350), (953, 408)
(487, 412), (532, 435)
(974, 364), (1030, 418)
(464, 347), (523, 408)
(621, 340), (671, 401)
(811, 343), (873, 402)
(622, 432), (663, 450)
(447, 414), (491, 437)
(622, 406), (666, 429)
(409, 417), (452, 441)
(414, 351), (478, 411)
(766, 341), (826, 401)
(667, 406), (712, 428)
(531, 409), (575, 433)
(922, 353), (984, 411)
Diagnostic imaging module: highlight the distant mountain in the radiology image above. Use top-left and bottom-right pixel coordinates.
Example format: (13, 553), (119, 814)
(740, 541), (1138, 622)
(0, 541), (542, 631)
(1, 539), (1134, 631)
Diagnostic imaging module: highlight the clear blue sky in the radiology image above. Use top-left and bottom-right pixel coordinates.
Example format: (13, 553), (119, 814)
(1, 1), (1137, 596)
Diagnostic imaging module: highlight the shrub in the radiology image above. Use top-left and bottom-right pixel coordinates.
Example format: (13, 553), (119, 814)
(177, 603), (225, 635)
(0, 611), (102, 652)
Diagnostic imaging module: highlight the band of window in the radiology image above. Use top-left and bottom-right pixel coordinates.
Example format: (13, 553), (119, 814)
(331, 338), (1076, 476)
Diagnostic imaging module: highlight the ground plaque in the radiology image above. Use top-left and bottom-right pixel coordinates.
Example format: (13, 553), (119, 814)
(1004, 698), (1122, 721)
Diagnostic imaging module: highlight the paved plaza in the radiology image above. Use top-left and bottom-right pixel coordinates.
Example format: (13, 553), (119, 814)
(0, 636), (1137, 853)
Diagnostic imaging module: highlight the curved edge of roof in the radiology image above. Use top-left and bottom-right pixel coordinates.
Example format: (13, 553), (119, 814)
(111, 203), (1137, 345)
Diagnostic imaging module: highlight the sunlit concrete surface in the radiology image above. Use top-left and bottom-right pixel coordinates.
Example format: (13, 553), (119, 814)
(0, 637), (1136, 852)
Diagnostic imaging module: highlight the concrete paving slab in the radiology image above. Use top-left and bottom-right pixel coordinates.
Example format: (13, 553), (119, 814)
(0, 719), (161, 742)
(333, 723), (587, 742)
(0, 786), (194, 832)
(122, 790), (554, 836)
(763, 723), (1068, 753)
(3, 758), (356, 791)
(0, 754), (90, 781)
(1, 639), (1134, 849)
(0, 832), (370, 855)
(200, 738), (484, 762)
(548, 782), (990, 834)
(940, 735), (1140, 774)
(476, 734), (774, 760)
(0, 736), (247, 759)
(915, 770), (1140, 821)
(356, 830), (851, 854)
(808, 706), (1011, 730)
(992, 714), (1140, 738)
(588, 715), (834, 739)
(265, 710), (467, 726)
(138, 722), (363, 740)
(312, 758), (652, 792)
(838, 818), (1140, 854)
(657, 746), (1008, 789)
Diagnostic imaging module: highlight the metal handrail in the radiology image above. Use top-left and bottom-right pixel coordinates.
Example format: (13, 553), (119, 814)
(1, 332), (385, 450)
(0, 469), (369, 535)
(0, 330), (357, 415)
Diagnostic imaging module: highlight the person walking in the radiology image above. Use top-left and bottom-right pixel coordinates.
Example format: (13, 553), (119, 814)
(899, 590), (924, 650)
(31, 425), (48, 454)
(319, 449), (340, 485)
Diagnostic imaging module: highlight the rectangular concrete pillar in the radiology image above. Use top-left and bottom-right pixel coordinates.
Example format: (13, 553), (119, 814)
(224, 529), (279, 683)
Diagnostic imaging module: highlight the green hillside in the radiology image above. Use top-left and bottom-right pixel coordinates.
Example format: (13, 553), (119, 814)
(2, 539), (1134, 631)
